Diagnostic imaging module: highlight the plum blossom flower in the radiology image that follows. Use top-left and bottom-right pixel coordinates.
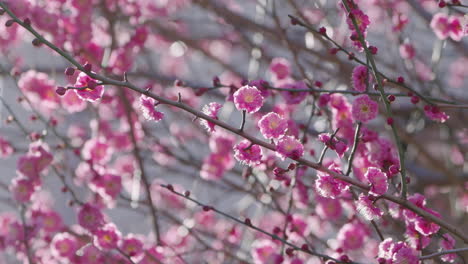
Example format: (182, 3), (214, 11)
(346, 9), (370, 34)
(352, 95), (378, 123)
(318, 133), (349, 158)
(337, 222), (368, 251)
(280, 81), (308, 105)
(430, 13), (464, 41)
(439, 234), (456, 263)
(200, 102), (222, 132)
(51, 232), (79, 260)
(16, 142), (53, 180)
(0, 137), (13, 158)
(234, 140), (263, 166)
(139, 95), (164, 122)
(82, 138), (112, 164)
(233, 85), (264, 113)
(18, 70), (59, 114)
(80, 245), (104, 263)
(414, 215), (440, 236)
(77, 203), (106, 232)
(351, 65), (371, 92)
(315, 196), (342, 220)
(251, 239), (282, 264)
(200, 152), (233, 181)
(120, 235), (144, 260)
(10, 177), (36, 203)
(74, 72), (105, 101)
(356, 194), (383, 221)
(424, 105), (449, 123)
(315, 164), (349, 198)
(399, 43), (415, 59)
(92, 174), (122, 201)
(269, 57), (291, 80)
(258, 112), (288, 139)
(365, 167), (388, 196)
(93, 223), (121, 250)
(32, 209), (63, 233)
(276, 136), (304, 160)
(378, 239), (419, 264)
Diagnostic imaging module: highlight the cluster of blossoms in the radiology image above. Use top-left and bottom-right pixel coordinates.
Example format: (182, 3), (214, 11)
(430, 13), (464, 42)
(318, 133), (348, 158)
(345, 5), (371, 51)
(10, 141), (53, 203)
(351, 65), (372, 92)
(0, 0), (466, 263)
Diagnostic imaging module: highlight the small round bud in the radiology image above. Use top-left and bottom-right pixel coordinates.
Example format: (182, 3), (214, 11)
(290, 17), (299, 25)
(287, 163), (296, 171)
(285, 248), (294, 256)
(5, 19), (15, 27)
(83, 63), (92, 72)
(410, 96), (420, 104)
(369, 45), (378, 55)
(386, 117), (394, 125)
(314, 81), (322, 88)
(212, 76), (220, 87)
(50, 118), (58, 127)
(329, 48), (339, 55)
(64, 67), (75, 76)
(87, 81), (97, 90)
(340, 255), (350, 262)
(23, 18), (31, 26)
(56, 86), (67, 96)
(244, 218), (252, 226)
(32, 38), (42, 46)
(348, 53), (355, 60)
(397, 76), (405, 83)
(174, 80), (184, 86)
(438, 0), (446, 7)
(387, 95), (395, 102)
(319, 27), (327, 35)
(166, 184), (174, 192)
(202, 206), (212, 211)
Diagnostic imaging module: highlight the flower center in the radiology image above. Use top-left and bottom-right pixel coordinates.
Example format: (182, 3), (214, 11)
(244, 94), (254, 103)
(361, 105), (369, 112)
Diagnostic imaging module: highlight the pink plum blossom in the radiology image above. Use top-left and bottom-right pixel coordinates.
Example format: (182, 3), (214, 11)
(258, 112), (288, 139)
(93, 223), (121, 250)
(233, 85), (264, 113)
(351, 65), (371, 92)
(269, 57), (291, 80)
(200, 102), (222, 132)
(365, 167), (388, 196)
(234, 140), (263, 166)
(77, 203), (106, 232)
(352, 95), (379, 123)
(74, 72), (105, 101)
(356, 194), (383, 221)
(140, 95), (164, 122)
(50, 232), (79, 260)
(276, 136), (304, 160)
